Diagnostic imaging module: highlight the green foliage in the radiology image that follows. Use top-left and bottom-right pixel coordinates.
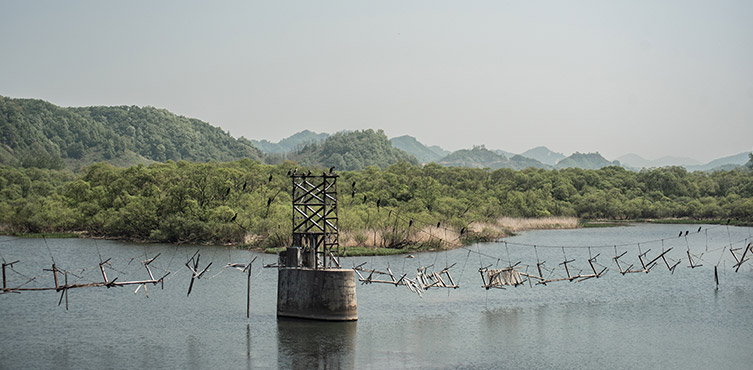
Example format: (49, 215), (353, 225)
(291, 129), (419, 171)
(1, 158), (751, 246)
(0, 96), (262, 170)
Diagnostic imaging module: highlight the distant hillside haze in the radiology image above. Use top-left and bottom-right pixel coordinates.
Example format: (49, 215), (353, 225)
(686, 152), (751, 172)
(2, 96), (748, 173)
(390, 135), (447, 163)
(493, 149), (518, 159)
(617, 153), (701, 168)
(555, 152), (620, 170)
(521, 146), (566, 166)
(436, 145), (549, 170)
(251, 130), (329, 154)
(233, 127), (753, 172)
(427, 145), (450, 159)
(617, 152), (750, 171)
(0, 96), (262, 170)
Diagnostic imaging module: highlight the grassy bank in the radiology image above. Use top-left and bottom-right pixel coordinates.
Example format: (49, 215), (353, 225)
(262, 217), (580, 256)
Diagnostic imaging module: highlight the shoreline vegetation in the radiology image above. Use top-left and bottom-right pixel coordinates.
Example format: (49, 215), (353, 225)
(1, 160), (751, 256)
(264, 216), (581, 255)
(3, 217), (749, 257)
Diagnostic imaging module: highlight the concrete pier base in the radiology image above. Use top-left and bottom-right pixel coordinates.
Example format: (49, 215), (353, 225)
(277, 268), (357, 321)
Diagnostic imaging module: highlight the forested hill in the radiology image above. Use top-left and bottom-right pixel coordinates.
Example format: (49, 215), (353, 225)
(436, 145), (549, 170)
(555, 152), (620, 170)
(390, 135), (449, 163)
(437, 145), (508, 168)
(291, 129), (419, 171)
(251, 130), (329, 154)
(0, 96), (262, 170)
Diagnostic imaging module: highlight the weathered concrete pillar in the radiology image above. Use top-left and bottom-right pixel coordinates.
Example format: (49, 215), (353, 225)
(277, 268), (357, 321)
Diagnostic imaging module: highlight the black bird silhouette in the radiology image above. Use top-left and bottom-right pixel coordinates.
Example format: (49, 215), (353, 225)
(225, 187), (231, 196)
(685, 230), (689, 236)
(678, 232), (682, 237)
(268, 174), (273, 183)
(242, 181), (247, 191)
(230, 212), (237, 222)
(697, 226), (702, 233)
(376, 198), (381, 209)
(437, 222), (441, 228)
(351, 188), (356, 197)
(267, 198), (272, 207)
(727, 219), (731, 225)
(409, 220), (413, 228)
(329, 166), (335, 173)
(293, 168), (298, 175)
(287, 169), (292, 176)
(460, 227), (466, 235)
(363, 194), (367, 203)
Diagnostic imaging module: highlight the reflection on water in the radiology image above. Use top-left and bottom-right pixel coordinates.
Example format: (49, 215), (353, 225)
(277, 318), (356, 369)
(246, 324), (252, 370)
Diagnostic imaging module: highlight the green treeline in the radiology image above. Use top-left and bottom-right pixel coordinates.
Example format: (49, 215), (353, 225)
(1, 161), (751, 247)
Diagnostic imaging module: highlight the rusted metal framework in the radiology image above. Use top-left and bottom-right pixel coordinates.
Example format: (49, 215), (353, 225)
(291, 172), (339, 269)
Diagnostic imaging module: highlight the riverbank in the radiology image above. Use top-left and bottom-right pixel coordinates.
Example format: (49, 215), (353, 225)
(263, 216), (580, 256)
(579, 218), (753, 228)
(4, 217), (749, 257)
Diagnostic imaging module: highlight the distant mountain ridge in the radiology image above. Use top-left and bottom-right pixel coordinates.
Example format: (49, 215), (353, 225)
(437, 145), (508, 169)
(262, 130), (748, 172)
(390, 135), (449, 163)
(686, 152), (751, 172)
(618, 152), (749, 172)
(436, 145), (549, 170)
(522, 146), (566, 166)
(555, 152), (620, 170)
(617, 153), (701, 168)
(493, 149), (518, 159)
(4, 95), (747, 173)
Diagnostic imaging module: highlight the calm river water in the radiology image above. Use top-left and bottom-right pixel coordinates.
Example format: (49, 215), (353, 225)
(1, 223), (752, 369)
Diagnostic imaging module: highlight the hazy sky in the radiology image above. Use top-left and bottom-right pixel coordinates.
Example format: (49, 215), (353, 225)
(1, 1), (751, 163)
